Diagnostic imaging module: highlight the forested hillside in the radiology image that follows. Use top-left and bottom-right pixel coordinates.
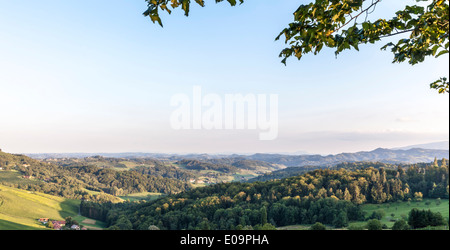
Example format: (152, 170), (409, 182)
(246, 148), (449, 167)
(0, 152), (190, 202)
(249, 161), (447, 182)
(82, 160), (449, 230)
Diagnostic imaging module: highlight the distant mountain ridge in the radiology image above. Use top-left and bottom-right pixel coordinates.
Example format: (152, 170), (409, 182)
(25, 147), (449, 168)
(391, 141), (449, 150)
(246, 148), (449, 167)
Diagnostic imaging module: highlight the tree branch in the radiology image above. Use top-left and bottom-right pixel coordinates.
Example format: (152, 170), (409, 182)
(379, 29), (415, 39)
(333, 0), (382, 34)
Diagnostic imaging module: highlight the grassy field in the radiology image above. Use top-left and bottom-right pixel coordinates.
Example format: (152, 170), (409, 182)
(278, 199), (449, 230)
(277, 224), (317, 230)
(354, 198), (449, 228)
(119, 192), (163, 202)
(0, 170), (40, 186)
(74, 215), (107, 230)
(0, 184), (80, 230)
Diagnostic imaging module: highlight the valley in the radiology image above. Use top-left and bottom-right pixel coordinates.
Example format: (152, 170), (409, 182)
(0, 148), (449, 230)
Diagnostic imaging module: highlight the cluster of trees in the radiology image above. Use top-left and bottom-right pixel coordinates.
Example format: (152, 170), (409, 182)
(176, 159), (239, 173)
(132, 165), (195, 182)
(65, 165), (190, 195)
(311, 205), (448, 230)
(406, 159), (449, 199)
(54, 156), (165, 169)
(202, 157), (277, 171)
(80, 200), (115, 221)
(231, 159), (274, 170)
(175, 158), (278, 174)
(407, 208), (447, 229)
(0, 152), (47, 171)
(84, 161), (448, 230)
(250, 165), (336, 182)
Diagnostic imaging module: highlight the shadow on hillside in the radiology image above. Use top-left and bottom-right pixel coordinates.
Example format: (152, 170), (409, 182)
(58, 199), (81, 219)
(0, 219), (38, 230)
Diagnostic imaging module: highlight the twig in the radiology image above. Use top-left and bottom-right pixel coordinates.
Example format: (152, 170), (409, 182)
(332, 0), (382, 34)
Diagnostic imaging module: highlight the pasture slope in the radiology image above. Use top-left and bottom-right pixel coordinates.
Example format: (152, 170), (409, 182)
(0, 184), (79, 230)
(359, 198), (449, 228)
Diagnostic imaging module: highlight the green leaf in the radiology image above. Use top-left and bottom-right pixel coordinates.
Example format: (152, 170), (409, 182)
(195, 0), (205, 7)
(362, 22), (370, 30)
(435, 50), (449, 58)
(227, 0), (237, 6)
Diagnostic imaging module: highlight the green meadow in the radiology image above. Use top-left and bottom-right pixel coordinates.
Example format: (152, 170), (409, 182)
(0, 184), (80, 230)
(120, 192), (163, 202)
(277, 199), (449, 230)
(0, 170), (40, 186)
(351, 198), (449, 229)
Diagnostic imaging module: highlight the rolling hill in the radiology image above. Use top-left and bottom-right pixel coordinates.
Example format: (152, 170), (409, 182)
(246, 148), (449, 167)
(25, 147), (450, 168)
(0, 184), (79, 230)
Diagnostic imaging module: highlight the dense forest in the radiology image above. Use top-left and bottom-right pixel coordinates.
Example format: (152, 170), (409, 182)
(82, 159), (449, 230)
(249, 161), (443, 182)
(53, 155), (166, 169)
(132, 165), (195, 182)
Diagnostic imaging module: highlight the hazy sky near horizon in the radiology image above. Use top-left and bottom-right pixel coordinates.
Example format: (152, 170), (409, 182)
(0, 0), (449, 155)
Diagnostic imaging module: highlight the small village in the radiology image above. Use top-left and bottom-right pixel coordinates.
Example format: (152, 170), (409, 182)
(38, 218), (86, 230)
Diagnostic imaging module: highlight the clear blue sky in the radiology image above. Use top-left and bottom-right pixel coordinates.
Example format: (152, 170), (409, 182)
(0, 0), (448, 154)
